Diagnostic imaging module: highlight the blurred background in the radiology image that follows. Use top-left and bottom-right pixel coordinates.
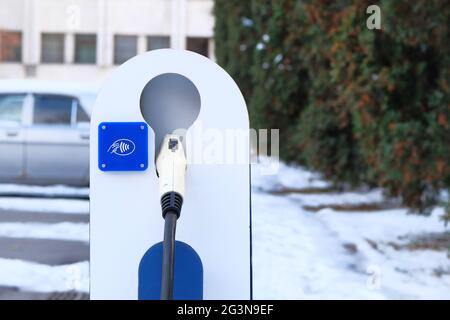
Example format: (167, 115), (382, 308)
(0, 0), (449, 299)
(0, 0), (214, 82)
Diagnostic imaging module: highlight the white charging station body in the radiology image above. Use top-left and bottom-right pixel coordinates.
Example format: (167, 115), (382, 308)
(90, 49), (251, 300)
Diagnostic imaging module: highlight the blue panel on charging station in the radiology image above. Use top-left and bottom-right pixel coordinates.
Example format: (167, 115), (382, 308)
(98, 122), (148, 171)
(138, 241), (203, 300)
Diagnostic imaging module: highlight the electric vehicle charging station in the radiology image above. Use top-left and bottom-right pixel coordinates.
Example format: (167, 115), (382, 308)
(90, 49), (252, 300)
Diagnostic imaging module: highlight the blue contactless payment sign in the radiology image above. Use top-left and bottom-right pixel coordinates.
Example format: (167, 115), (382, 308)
(98, 122), (148, 172)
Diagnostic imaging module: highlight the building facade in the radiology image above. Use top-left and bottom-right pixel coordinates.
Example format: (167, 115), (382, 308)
(0, 0), (214, 83)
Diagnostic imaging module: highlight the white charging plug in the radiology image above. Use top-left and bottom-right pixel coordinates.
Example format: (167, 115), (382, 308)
(156, 134), (187, 200)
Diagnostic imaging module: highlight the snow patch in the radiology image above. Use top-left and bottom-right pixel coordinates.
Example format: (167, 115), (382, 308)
(251, 161), (331, 192)
(0, 222), (89, 242)
(251, 160), (450, 299)
(0, 184), (89, 198)
(0, 259), (88, 293)
(289, 189), (386, 207)
(0, 197), (89, 214)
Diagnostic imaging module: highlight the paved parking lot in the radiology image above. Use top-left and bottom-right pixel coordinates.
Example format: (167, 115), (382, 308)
(0, 197), (89, 300)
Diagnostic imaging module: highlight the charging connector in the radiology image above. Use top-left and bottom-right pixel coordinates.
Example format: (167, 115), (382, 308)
(156, 134), (187, 300)
(156, 135), (186, 203)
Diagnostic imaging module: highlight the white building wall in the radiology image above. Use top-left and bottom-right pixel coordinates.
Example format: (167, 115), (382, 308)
(186, 0), (214, 37)
(0, 0), (214, 83)
(0, 0), (24, 30)
(108, 0), (171, 35)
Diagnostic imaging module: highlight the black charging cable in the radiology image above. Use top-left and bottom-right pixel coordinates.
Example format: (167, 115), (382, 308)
(160, 192), (183, 300)
(156, 135), (186, 300)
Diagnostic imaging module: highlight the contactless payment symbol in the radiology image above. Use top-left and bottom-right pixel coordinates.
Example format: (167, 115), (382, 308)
(98, 122), (148, 172)
(108, 139), (136, 156)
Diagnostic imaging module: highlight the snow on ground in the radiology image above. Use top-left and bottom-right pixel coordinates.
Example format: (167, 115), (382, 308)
(0, 197), (89, 214)
(0, 184), (89, 198)
(315, 207), (450, 299)
(252, 161), (450, 300)
(252, 191), (384, 299)
(316, 207), (447, 246)
(0, 222), (88, 242)
(252, 159), (331, 192)
(0, 160), (448, 298)
(288, 189), (386, 207)
(0, 259), (88, 293)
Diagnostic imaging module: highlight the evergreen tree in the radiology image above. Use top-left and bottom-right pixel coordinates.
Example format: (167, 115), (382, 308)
(214, 0), (450, 216)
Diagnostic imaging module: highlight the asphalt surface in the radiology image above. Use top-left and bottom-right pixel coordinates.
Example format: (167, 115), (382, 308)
(0, 237), (88, 265)
(0, 207), (89, 300)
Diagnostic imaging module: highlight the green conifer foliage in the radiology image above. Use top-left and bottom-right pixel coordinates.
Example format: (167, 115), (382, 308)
(213, 0), (449, 216)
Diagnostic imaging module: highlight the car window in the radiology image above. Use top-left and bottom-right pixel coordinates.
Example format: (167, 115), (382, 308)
(76, 104), (90, 123)
(0, 94), (25, 126)
(33, 94), (74, 125)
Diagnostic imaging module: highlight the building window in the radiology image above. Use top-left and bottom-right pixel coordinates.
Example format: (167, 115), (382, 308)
(187, 37), (209, 57)
(75, 34), (96, 64)
(0, 31), (22, 62)
(114, 35), (137, 65)
(147, 36), (170, 51)
(41, 33), (65, 63)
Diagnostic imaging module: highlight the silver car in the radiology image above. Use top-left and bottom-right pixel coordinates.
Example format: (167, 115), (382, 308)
(0, 80), (97, 186)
